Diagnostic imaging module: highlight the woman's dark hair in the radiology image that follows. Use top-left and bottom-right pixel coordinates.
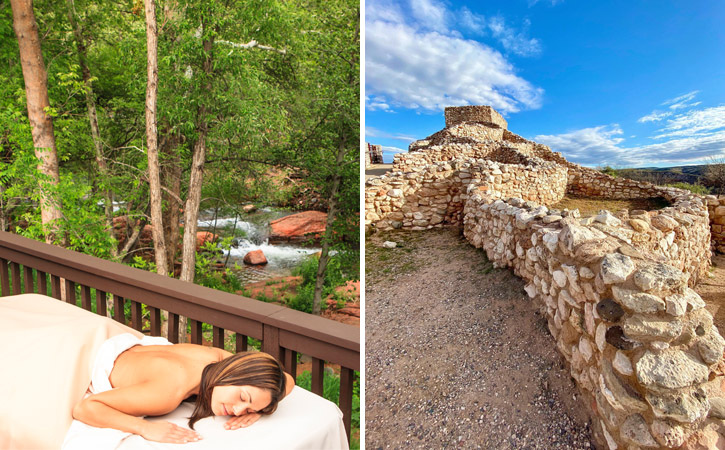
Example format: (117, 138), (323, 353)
(188, 351), (286, 429)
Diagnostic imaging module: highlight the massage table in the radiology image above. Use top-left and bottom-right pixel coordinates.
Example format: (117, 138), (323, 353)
(0, 294), (348, 449)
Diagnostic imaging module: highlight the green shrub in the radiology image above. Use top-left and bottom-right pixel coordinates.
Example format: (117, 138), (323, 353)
(665, 182), (710, 195)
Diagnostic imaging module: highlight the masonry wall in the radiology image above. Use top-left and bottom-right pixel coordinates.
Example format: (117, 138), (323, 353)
(365, 158), (568, 231)
(463, 192), (725, 449)
(706, 195), (725, 253)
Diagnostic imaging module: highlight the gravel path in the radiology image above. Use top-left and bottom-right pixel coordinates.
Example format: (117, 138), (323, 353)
(365, 227), (595, 449)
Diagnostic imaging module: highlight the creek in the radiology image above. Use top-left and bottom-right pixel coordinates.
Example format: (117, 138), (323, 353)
(197, 208), (320, 284)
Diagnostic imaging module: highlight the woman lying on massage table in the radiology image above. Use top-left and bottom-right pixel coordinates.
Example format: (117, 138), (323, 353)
(72, 338), (295, 444)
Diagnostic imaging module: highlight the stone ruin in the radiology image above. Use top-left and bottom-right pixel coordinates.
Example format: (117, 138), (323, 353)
(365, 105), (725, 449)
(366, 143), (384, 168)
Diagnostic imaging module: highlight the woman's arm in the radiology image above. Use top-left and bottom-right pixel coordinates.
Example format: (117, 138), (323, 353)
(72, 380), (202, 444)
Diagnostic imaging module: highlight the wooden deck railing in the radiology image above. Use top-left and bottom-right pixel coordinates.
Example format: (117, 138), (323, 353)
(0, 231), (359, 439)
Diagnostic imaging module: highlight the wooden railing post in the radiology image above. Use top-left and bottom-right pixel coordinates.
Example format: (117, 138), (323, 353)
(339, 367), (354, 439)
(10, 262), (21, 295)
(262, 324), (282, 363)
(0, 259), (9, 296)
(23, 266), (33, 293)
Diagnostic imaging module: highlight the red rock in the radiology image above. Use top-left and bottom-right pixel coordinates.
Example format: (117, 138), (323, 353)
(196, 231), (218, 251)
(269, 211), (327, 243)
(243, 249), (268, 265)
(338, 303), (360, 318)
(335, 280), (360, 301)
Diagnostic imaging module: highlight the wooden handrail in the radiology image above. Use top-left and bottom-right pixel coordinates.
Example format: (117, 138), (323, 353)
(0, 230), (359, 438)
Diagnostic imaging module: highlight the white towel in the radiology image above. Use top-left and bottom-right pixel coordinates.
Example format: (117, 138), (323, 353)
(90, 333), (172, 394)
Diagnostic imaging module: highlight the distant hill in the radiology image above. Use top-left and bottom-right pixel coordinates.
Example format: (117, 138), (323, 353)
(615, 164), (709, 186)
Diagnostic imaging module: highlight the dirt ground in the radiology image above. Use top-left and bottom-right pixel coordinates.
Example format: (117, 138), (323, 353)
(365, 227), (594, 449)
(551, 195), (670, 217)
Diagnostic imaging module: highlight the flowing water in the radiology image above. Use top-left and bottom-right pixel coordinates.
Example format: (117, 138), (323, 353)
(197, 208), (320, 284)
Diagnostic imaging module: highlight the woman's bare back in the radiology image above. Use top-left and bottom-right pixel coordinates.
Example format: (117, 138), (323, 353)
(109, 344), (229, 398)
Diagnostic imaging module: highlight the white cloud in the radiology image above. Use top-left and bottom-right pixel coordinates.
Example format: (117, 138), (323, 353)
(535, 125), (625, 166)
(535, 122), (725, 167)
(365, 20), (543, 113)
(528, 0), (564, 6)
(460, 7), (486, 35)
(409, 0), (448, 32)
(488, 16), (541, 57)
(366, 126), (418, 143)
(381, 145), (407, 162)
(662, 90), (701, 110)
(365, 96), (393, 112)
(638, 110), (672, 123)
(365, 0), (405, 24)
(654, 106), (725, 139)
(366, 0), (543, 113)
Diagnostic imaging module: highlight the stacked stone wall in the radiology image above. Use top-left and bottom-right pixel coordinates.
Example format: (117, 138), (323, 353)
(567, 166), (671, 200)
(463, 192), (725, 449)
(445, 105), (507, 129)
(706, 195), (725, 253)
(365, 158), (568, 231)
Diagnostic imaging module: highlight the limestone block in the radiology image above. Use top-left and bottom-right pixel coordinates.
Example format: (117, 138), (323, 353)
(611, 286), (666, 314)
(697, 330), (725, 365)
(552, 270), (567, 288)
(542, 231), (560, 252)
(599, 362), (648, 413)
(600, 254), (635, 284)
(636, 349), (709, 389)
(595, 210), (623, 227)
(650, 420), (686, 448)
(620, 414), (659, 448)
(651, 215), (679, 232)
(601, 421), (619, 450)
(633, 263), (688, 292)
(613, 351), (633, 376)
(579, 266), (595, 279)
(585, 303), (595, 336)
(561, 223), (607, 251)
(579, 336), (594, 361)
(623, 315), (682, 341)
(646, 390), (710, 423)
(629, 219), (650, 232)
(596, 323), (607, 351)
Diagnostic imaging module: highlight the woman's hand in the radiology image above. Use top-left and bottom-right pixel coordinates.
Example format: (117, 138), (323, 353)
(224, 412), (262, 430)
(141, 420), (203, 444)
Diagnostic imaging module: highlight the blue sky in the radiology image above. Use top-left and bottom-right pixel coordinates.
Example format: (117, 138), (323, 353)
(365, 0), (725, 167)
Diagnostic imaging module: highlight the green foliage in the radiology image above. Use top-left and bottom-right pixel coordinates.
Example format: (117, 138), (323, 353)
(194, 241), (243, 294)
(599, 166), (619, 177)
(666, 182), (710, 195)
(128, 256), (157, 272)
(288, 254), (353, 313)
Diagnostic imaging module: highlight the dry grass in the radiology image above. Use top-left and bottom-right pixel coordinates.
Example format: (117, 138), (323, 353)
(551, 195), (670, 217)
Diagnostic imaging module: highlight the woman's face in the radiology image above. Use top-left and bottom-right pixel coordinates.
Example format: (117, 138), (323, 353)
(211, 385), (272, 417)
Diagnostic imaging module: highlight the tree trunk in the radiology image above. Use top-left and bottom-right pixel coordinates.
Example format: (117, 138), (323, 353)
(312, 138), (347, 315)
(179, 33), (213, 284)
(144, 0), (168, 276)
(177, 32), (213, 342)
(10, 0), (63, 244)
(160, 132), (182, 275)
(66, 0), (117, 257)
